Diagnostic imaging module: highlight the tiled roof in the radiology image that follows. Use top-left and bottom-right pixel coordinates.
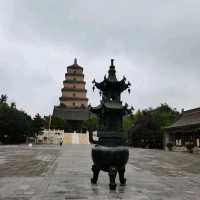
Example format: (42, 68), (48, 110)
(166, 107), (200, 129)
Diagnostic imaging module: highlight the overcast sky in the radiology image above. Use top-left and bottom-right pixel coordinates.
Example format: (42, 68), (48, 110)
(0, 0), (200, 116)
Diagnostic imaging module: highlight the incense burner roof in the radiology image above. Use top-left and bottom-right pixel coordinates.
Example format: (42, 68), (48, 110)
(93, 59), (131, 93)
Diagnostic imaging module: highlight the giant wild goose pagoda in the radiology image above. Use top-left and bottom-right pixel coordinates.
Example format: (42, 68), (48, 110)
(53, 58), (89, 132)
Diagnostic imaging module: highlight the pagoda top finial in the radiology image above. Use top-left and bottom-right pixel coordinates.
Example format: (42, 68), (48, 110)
(108, 58), (117, 81)
(74, 58), (77, 65)
(111, 59), (114, 66)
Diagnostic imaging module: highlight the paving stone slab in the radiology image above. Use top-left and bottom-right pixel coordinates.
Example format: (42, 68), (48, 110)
(0, 145), (199, 199)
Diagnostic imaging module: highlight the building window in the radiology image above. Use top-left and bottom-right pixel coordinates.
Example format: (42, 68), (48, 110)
(73, 78), (76, 81)
(73, 93), (76, 97)
(73, 102), (75, 106)
(73, 85), (76, 88)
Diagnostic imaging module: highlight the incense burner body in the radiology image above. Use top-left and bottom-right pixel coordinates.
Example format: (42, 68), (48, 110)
(92, 145), (129, 172)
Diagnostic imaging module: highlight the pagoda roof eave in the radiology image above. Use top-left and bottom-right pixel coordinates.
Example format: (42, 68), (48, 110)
(65, 73), (84, 77)
(60, 97), (88, 101)
(61, 88), (87, 92)
(94, 81), (105, 90)
(91, 102), (125, 113)
(94, 78), (129, 91)
(90, 104), (102, 114)
(104, 102), (124, 110)
(67, 64), (83, 70)
(63, 80), (86, 84)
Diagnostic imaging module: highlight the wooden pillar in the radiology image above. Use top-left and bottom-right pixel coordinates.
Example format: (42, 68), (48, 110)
(198, 131), (200, 147)
(171, 132), (176, 146)
(195, 132), (197, 146)
(182, 131), (186, 146)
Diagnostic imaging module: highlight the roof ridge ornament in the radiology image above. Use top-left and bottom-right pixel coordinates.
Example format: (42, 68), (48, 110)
(108, 58), (117, 81)
(74, 58), (77, 65)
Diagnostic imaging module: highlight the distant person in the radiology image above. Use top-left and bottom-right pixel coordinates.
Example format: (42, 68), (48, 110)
(59, 139), (63, 147)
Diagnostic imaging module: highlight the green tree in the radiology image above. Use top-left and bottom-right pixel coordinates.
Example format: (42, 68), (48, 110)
(10, 102), (16, 109)
(43, 116), (65, 130)
(0, 94), (7, 103)
(32, 114), (44, 136)
(83, 117), (98, 131)
(128, 103), (179, 149)
(51, 117), (65, 129)
(123, 114), (135, 132)
(0, 97), (33, 144)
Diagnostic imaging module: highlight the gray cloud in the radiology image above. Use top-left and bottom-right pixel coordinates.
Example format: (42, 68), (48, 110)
(0, 0), (200, 116)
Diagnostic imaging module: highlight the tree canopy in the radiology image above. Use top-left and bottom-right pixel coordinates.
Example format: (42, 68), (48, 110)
(0, 94), (180, 147)
(83, 116), (98, 132)
(128, 104), (180, 149)
(32, 114), (44, 136)
(0, 95), (34, 144)
(43, 115), (65, 130)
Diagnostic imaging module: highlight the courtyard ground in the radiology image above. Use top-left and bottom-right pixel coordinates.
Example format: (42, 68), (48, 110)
(0, 145), (199, 200)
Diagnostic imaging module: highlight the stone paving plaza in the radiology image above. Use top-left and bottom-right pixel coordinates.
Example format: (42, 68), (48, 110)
(0, 145), (199, 200)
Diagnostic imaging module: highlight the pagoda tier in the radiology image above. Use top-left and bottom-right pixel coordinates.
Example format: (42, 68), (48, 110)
(90, 102), (132, 133)
(53, 59), (89, 132)
(94, 78), (130, 92)
(59, 58), (88, 109)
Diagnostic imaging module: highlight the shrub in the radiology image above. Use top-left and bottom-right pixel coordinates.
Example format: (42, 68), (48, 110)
(185, 142), (195, 153)
(166, 142), (173, 151)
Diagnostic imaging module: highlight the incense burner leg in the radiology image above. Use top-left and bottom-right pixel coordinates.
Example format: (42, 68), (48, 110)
(91, 165), (100, 184)
(118, 167), (126, 185)
(109, 166), (117, 190)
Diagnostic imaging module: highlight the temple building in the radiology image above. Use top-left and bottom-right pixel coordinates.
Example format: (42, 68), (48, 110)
(165, 107), (200, 150)
(53, 59), (89, 132)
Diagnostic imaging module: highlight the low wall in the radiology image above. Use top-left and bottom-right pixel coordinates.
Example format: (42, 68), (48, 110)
(63, 132), (89, 144)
